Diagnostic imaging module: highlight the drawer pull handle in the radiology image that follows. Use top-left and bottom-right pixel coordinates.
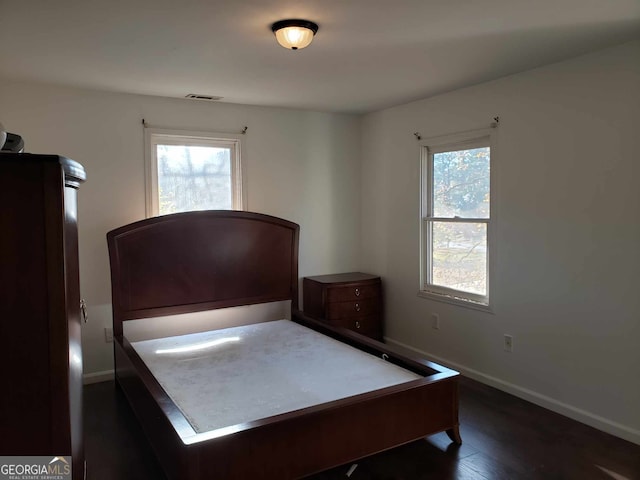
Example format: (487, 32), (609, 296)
(355, 321), (361, 329)
(354, 303), (361, 312)
(80, 299), (88, 323)
(355, 288), (361, 297)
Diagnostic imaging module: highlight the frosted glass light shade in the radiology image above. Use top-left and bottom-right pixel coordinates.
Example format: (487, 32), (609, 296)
(271, 20), (318, 50)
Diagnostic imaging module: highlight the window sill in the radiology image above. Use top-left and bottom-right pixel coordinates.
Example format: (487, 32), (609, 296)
(417, 290), (494, 314)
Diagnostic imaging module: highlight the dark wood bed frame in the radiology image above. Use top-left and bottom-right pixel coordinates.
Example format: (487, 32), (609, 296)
(107, 210), (461, 479)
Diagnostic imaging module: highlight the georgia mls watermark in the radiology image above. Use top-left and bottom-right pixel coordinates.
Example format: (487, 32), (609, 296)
(0, 456), (71, 480)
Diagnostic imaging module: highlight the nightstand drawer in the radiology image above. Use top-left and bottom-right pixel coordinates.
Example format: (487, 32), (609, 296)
(326, 284), (380, 302)
(331, 315), (380, 336)
(327, 299), (379, 320)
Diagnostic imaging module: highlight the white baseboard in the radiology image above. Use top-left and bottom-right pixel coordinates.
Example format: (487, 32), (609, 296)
(385, 337), (640, 446)
(83, 370), (114, 385)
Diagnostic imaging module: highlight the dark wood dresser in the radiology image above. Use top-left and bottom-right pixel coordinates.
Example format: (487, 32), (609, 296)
(303, 272), (383, 341)
(0, 153), (86, 479)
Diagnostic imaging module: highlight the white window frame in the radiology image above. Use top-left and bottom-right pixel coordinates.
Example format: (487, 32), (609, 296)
(419, 128), (496, 311)
(144, 127), (245, 217)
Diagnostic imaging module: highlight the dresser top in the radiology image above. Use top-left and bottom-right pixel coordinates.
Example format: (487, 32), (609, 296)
(0, 152), (86, 187)
(304, 272), (379, 284)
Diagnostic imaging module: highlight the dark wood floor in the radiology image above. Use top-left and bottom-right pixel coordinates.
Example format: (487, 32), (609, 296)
(84, 377), (640, 479)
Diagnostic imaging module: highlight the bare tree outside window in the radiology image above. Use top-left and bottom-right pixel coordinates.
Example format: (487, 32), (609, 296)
(431, 147), (490, 295)
(157, 145), (232, 214)
(420, 133), (493, 307)
(145, 129), (243, 217)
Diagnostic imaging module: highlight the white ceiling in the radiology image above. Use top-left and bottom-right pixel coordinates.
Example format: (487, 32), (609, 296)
(1, 0), (639, 113)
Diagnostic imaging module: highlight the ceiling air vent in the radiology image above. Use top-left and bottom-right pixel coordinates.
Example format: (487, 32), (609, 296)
(185, 94), (223, 101)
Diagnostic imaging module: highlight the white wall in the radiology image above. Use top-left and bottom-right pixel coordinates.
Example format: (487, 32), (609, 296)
(360, 40), (640, 444)
(0, 81), (362, 377)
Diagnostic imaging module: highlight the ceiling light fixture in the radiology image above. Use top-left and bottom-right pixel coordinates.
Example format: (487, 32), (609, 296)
(271, 19), (319, 50)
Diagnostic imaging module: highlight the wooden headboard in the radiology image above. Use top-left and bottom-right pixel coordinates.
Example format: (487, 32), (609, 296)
(107, 211), (299, 336)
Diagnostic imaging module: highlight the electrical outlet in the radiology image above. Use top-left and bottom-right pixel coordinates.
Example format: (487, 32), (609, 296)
(431, 313), (440, 330)
(104, 327), (113, 343)
(504, 334), (513, 352)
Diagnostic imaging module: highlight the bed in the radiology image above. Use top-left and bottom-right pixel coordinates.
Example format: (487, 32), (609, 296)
(107, 210), (461, 479)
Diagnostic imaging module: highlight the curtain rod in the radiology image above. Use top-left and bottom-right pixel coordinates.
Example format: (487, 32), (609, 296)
(141, 119), (248, 135)
(413, 116), (499, 141)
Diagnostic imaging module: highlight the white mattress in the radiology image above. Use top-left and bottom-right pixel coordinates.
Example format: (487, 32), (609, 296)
(130, 319), (422, 434)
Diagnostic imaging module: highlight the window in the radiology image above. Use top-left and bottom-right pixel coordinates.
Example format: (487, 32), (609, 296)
(145, 128), (244, 216)
(420, 129), (494, 308)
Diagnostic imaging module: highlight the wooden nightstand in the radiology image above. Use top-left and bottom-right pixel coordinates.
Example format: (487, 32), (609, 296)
(303, 272), (383, 341)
